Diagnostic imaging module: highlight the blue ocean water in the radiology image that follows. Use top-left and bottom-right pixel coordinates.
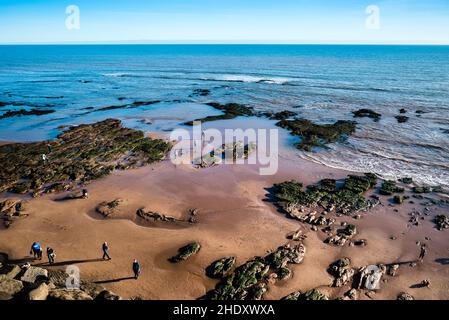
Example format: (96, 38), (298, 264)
(0, 45), (448, 186)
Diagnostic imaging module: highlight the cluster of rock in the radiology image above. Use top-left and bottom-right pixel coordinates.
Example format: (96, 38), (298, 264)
(328, 258), (355, 287)
(434, 215), (449, 231)
(169, 242), (201, 263)
(0, 255), (121, 300)
(275, 118), (357, 151)
(273, 173), (379, 218)
(282, 288), (328, 300)
(0, 119), (170, 195)
(325, 224), (358, 247)
(0, 199), (28, 228)
(206, 257), (236, 279)
(205, 243), (306, 300)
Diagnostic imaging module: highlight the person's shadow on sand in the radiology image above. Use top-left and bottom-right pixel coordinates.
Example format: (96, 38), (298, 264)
(33, 258), (104, 267)
(435, 258), (449, 265)
(94, 277), (135, 284)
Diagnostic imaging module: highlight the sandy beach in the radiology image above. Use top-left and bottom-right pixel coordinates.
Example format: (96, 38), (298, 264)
(1, 118), (448, 301)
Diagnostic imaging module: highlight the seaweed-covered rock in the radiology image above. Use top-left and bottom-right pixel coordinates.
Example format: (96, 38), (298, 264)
(434, 215), (449, 231)
(328, 258), (354, 287)
(393, 195), (404, 204)
(265, 243), (306, 269)
(136, 208), (178, 222)
(190, 89), (211, 97)
(273, 173), (378, 219)
(281, 291), (302, 300)
(301, 289), (328, 300)
(399, 177), (413, 184)
(169, 242), (201, 263)
(206, 257), (236, 278)
(379, 180), (404, 196)
(275, 118), (357, 151)
(352, 109), (381, 121)
(413, 186), (431, 194)
(270, 110), (297, 120)
(0, 119), (170, 194)
(96, 199), (123, 218)
(184, 103), (254, 125)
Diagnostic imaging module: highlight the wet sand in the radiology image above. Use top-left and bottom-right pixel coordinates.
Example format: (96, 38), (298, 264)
(1, 121), (449, 300)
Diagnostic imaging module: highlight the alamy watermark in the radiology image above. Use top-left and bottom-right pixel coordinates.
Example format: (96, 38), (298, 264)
(65, 5), (81, 30)
(365, 5), (381, 30)
(65, 265), (80, 290)
(170, 122), (279, 175)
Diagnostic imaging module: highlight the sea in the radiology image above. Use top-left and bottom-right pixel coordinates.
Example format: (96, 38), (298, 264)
(0, 45), (448, 187)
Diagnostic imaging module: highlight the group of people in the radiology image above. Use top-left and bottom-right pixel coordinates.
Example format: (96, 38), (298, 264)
(30, 241), (141, 279)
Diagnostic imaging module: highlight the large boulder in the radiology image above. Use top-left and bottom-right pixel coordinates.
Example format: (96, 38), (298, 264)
(0, 264), (21, 279)
(20, 266), (49, 283)
(96, 199), (123, 218)
(48, 289), (93, 300)
(206, 257), (236, 278)
(357, 264), (386, 290)
(169, 242), (201, 263)
(0, 275), (24, 296)
(29, 283), (49, 300)
(328, 258), (354, 287)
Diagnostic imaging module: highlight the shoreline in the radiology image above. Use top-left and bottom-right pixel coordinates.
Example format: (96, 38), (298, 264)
(1, 120), (449, 300)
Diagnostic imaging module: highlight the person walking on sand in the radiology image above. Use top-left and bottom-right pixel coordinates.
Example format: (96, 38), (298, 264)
(132, 259), (141, 279)
(102, 242), (111, 260)
(30, 242), (42, 259)
(47, 247), (56, 265)
(419, 244), (428, 262)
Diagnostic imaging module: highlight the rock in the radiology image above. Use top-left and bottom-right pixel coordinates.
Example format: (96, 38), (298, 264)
(0, 119), (170, 194)
(136, 208), (178, 222)
(276, 267), (292, 280)
(0, 108), (55, 120)
(169, 242), (201, 263)
(265, 243), (306, 268)
(269, 110), (297, 121)
(345, 288), (358, 300)
(399, 108), (407, 114)
(20, 266), (48, 283)
(29, 283), (49, 300)
(393, 195), (404, 204)
(281, 291), (302, 300)
(48, 289), (93, 300)
(275, 118), (357, 151)
(301, 289), (328, 300)
(184, 102), (254, 126)
(286, 229), (306, 241)
(96, 199), (123, 217)
(352, 109), (382, 121)
(95, 290), (122, 300)
(357, 264), (386, 290)
(206, 257), (236, 278)
(397, 292), (414, 300)
(0, 275), (24, 296)
(413, 186), (431, 194)
(434, 215), (449, 230)
(380, 180), (404, 196)
(399, 177), (413, 184)
(388, 264), (399, 277)
(395, 115), (409, 123)
(328, 258), (355, 287)
(325, 224), (357, 247)
(0, 264), (21, 279)
(421, 279), (431, 288)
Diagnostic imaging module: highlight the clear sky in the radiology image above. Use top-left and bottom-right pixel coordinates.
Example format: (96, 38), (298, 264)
(0, 0), (448, 44)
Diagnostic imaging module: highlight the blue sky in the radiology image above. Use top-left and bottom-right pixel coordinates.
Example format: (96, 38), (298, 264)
(0, 0), (448, 44)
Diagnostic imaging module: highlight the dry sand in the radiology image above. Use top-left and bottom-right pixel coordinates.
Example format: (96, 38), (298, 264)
(1, 126), (449, 300)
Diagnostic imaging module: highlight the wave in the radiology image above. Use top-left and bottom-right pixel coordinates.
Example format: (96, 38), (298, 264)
(198, 74), (293, 85)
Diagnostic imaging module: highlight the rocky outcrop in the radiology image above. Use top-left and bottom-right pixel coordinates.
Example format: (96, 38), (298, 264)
(356, 264), (386, 290)
(169, 242), (201, 263)
(29, 283), (49, 300)
(328, 258), (355, 287)
(0, 119), (170, 194)
(325, 224), (357, 247)
(20, 266), (49, 283)
(0, 275), (24, 297)
(205, 243), (306, 300)
(136, 208), (179, 222)
(352, 109), (382, 121)
(379, 180), (404, 196)
(184, 103), (254, 125)
(434, 215), (449, 231)
(0, 199), (28, 228)
(96, 199), (123, 218)
(206, 257), (236, 279)
(48, 289), (93, 300)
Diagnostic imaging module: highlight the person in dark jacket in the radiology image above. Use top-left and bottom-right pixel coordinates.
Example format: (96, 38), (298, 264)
(419, 244), (428, 262)
(132, 259), (141, 279)
(102, 242), (111, 260)
(47, 247), (55, 264)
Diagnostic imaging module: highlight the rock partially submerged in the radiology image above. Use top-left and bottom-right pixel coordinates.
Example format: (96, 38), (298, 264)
(0, 108), (55, 119)
(352, 109), (381, 121)
(395, 115), (409, 123)
(169, 242), (201, 263)
(0, 119), (170, 194)
(184, 103), (254, 125)
(275, 118), (357, 151)
(206, 257), (236, 278)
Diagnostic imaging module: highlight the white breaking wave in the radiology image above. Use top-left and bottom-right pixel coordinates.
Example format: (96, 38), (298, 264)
(200, 74), (292, 85)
